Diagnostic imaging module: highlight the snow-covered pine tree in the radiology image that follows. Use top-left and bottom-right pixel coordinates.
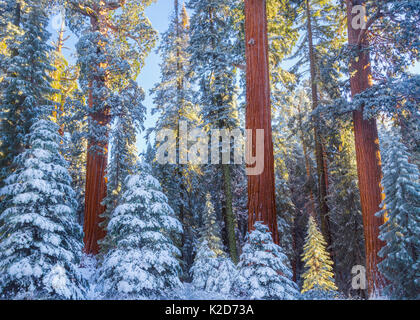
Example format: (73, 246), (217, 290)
(376, 130), (420, 300)
(69, 0), (156, 254)
(0, 1), (55, 186)
(190, 240), (238, 296)
(190, 193), (237, 294)
(0, 119), (86, 299)
(190, 240), (220, 291)
(235, 222), (300, 300)
(188, 0), (240, 263)
(199, 193), (225, 256)
(98, 167), (183, 299)
(48, 20), (87, 224)
(150, 1), (199, 277)
(99, 80), (146, 255)
(301, 216), (338, 299)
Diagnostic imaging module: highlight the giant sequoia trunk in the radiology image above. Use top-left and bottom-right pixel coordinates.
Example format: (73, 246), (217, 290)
(346, 0), (385, 295)
(222, 164), (238, 264)
(83, 114), (109, 254)
(245, 0), (279, 244)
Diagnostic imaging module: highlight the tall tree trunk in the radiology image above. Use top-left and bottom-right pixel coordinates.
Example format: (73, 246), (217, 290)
(346, 0), (385, 295)
(245, 0), (279, 244)
(83, 16), (109, 255)
(222, 164), (239, 264)
(305, 0), (332, 249)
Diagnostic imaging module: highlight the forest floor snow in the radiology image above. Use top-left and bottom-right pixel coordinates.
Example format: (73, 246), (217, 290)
(78, 254), (238, 300)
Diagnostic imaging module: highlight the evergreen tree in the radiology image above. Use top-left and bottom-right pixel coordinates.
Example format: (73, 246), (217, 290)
(235, 222), (300, 300)
(48, 20), (86, 223)
(301, 216), (337, 298)
(293, 0), (347, 248)
(376, 130), (420, 300)
(150, 1), (199, 277)
(190, 240), (237, 295)
(98, 168), (183, 299)
(200, 193), (225, 256)
(99, 80), (146, 255)
(188, 0), (240, 263)
(0, 119), (85, 299)
(190, 193), (236, 293)
(327, 123), (365, 296)
(190, 240), (220, 291)
(68, 0), (157, 254)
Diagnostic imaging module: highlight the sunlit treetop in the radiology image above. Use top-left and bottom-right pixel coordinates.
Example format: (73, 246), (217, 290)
(64, 0), (157, 80)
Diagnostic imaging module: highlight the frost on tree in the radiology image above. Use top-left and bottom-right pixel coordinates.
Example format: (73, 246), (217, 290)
(0, 119), (86, 300)
(236, 222), (300, 300)
(69, 0), (156, 255)
(190, 241), (238, 295)
(0, 2), (55, 186)
(377, 130), (420, 300)
(301, 216), (338, 299)
(188, 0), (240, 263)
(190, 193), (238, 294)
(98, 168), (183, 299)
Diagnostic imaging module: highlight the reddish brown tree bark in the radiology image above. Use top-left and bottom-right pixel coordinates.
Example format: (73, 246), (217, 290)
(346, 0), (385, 295)
(83, 89), (109, 254)
(245, 0), (279, 244)
(79, 8), (111, 255)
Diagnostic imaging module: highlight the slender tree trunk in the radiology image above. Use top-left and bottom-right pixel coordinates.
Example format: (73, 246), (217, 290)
(245, 0), (279, 244)
(305, 0), (332, 248)
(346, 0), (385, 295)
(222, 164), (239, 264)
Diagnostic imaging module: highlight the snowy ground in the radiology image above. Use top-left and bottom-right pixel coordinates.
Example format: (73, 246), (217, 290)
(78, 255), (386, 300)
(79, 254), (239, 300)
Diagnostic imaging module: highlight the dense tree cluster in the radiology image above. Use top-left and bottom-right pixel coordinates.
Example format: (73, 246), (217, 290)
(0, 0), (418, 300)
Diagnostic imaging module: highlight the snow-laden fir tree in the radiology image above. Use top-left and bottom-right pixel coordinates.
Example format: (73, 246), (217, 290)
(0, 1), (55, 186)
(190, 193), (237, 294)
(275, 169), (296, 270)
(191, 241), (238, 296)
(0, 119), (86, 300)
(301, 216), (338, 299)
(235, 222), (300, 300)
(376, 130), (420, 300)
(200, 193), (225, 256)
(98, 166), (183, 299)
